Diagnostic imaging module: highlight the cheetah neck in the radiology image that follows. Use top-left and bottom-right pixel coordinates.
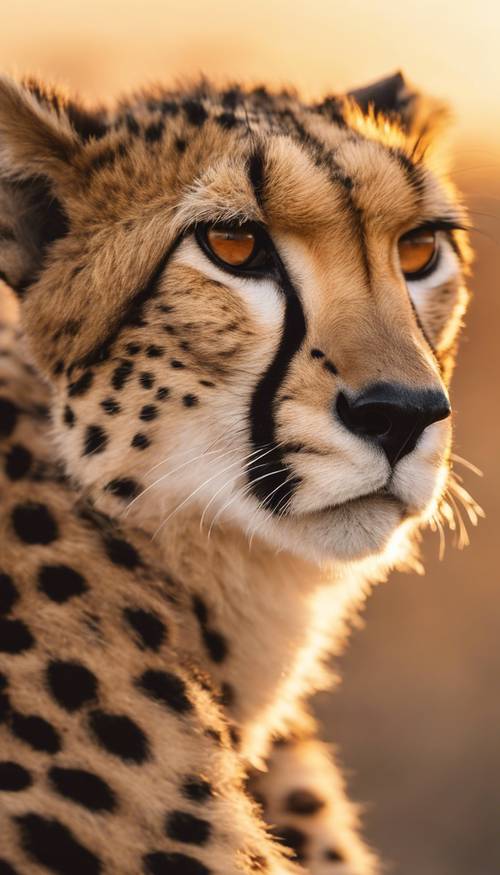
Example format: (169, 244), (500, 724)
(156, 511), (373, 766)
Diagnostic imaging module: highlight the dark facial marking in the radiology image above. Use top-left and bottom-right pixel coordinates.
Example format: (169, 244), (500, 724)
(105, 478), (140, 500)
(16, 814), (102, 875)
(139, 372), (155, 389)
(0, 859), (19, 874)
(101, 397), (121, 416)
(247, 150), (266, 210)
(10, 712), (61, 753)
(165, 811), (211, 846)
(83, 425), (108, 456)
(137, 670), (193, 714)
(310, 348), (325, 358)
(146, 346), (165, 358)
(139, 404), (159, 421)
(47, 660), (98, 712)
(0, 761), (32, 792)
(0, 618), (34, 653)
(126, 342), (142, 355)
(182, 777), (213, 803)
(156, 386), (170, 400)
(0, 573), (18, 614)
(112, 359), (134, 390)
(132, 433), (151, 451)
(11, 502), (58, 545)
(63, 405), (75, 427)
(183, 100), (208, 126)
(48, 766), (117, 812)
(324, 848), (345, 862)
(123, 608), (167, 651)
(182, 394), (198, 408)
(88, 709), (149, 763)
(170, 359), (185, 369)
(68, 370), (94, 397)
(5, 444), (32, 480)
(102, 534), (140, 569)
(323, 359), (338, 375)
(271, 825), (308, 863)
(0, 398), (18, 437)
(38, 564), (88, 603)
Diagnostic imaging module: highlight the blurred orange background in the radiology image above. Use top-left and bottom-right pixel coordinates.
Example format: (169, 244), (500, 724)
(1, 3), (499, 872)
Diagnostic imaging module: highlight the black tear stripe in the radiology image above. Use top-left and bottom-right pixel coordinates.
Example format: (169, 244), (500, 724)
(248, 263), (307, 515)
(75, 234), (186, 370)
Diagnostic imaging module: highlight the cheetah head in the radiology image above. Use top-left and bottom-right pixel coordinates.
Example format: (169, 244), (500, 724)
(0, 73), (471, 564)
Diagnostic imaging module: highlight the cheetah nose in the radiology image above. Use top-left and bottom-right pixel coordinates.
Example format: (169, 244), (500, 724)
(335, 382), (450, 467)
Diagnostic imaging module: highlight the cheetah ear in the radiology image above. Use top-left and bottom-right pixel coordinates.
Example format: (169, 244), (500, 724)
(0, 75), (106, 294)
(347, 71), (450, 149)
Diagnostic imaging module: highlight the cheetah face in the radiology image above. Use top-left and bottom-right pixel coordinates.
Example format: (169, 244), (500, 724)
(0, 74), (471, 563)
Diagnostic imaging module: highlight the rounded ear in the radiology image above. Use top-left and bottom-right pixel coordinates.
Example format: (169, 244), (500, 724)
(347, 71), (450, 153)
(0, 76), (107, 294)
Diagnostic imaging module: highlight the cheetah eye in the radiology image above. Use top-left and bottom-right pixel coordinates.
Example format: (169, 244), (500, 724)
(195, 222), (274, 276)
(398, 228), (438, 279)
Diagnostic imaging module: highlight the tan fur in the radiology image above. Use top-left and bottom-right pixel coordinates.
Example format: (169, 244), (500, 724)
(0, 73), (472, 874)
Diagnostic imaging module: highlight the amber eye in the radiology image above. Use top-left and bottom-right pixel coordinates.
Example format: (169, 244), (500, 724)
(398, 229), (437, 278)
(206, 227), (256, 266)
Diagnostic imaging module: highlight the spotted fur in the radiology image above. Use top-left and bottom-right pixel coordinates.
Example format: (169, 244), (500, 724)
(0, 71), (472, 874)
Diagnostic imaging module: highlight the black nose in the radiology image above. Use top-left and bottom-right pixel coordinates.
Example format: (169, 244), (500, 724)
(336, 382), (451, 466)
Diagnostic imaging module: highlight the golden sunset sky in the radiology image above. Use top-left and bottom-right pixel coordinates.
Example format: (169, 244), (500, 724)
(2, 0), (499, 150)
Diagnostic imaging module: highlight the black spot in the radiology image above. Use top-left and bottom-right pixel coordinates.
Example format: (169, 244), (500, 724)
(139, 372), (155, 389)
(38, 564), (88, 603)
(89, 147), (116, 172)
(285, 789), (325, 816)
(183, 100), (208, 126)
(182, 394), (198, 408)
(103, 534), (140, 568)
(126, 113), (140, 135)
(229, 725), (240, 748)
(89, 709), (149, 763)
(11, 712), (61, 753)
(146, 345), (164, 358)
(137, 669), (192, 714)
(175, 138), (187, 154)
(222, 87), (240, 109)
(310, 348), (325, 358)
(63, 405), (75, 427)
(144, 852), (210, 875)
(248, 150), (266, 210)
(49, 766), (116, 812)
(5, 444), (32, 480)
(126, 342), (142, 355)
(202, 629), (228, 663)
(0, 859), (19, 875)
(216, 112), (237, 129)
(53, 360), (65, 376)
(0, 398), (18, 438)
(0, 573), (18, 614)
(100, 397), (121, 416)
(323, 360), (338, 375)
(139, 404), (158, 422)
(112, 359), (134, 390)
(192, 595), (208, 624)
(0, 618), (34, 653)
(47, 660), (98, 712)
(271, 826), (307, 862)
(165, 810), (211, 846)
(170, 359), (185, 369)
(182, 777), (213, 803)
(105, 478), (140, 500)
(219, 681), (235, 707)
(16, 814), (101, 875)
(324, 848), (345, 862)
(83, 425), (108, 456)
(0, 761), (32, 791)
(124, 608), (167, 651)
(156, 386), (170, 401)
(131, 432), (151, 451)
(145, 120), (164, 142)
(12, 502), (58, 545)
(68, 370), (94, 397)
(199, 380), (215, 388)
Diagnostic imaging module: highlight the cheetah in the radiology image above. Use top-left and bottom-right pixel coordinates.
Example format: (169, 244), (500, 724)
(0, 71), (473, 874)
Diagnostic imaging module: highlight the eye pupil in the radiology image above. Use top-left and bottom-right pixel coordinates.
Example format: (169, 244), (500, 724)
(206, 228), (256, 266)
(398, 230), (436, 277)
